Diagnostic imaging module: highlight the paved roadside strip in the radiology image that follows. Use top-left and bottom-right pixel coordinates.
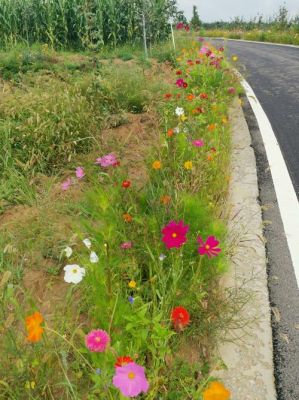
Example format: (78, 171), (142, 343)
(215, 99), (277, 399)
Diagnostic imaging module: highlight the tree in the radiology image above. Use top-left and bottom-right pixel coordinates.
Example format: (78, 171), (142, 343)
(190, 5), (201, 30)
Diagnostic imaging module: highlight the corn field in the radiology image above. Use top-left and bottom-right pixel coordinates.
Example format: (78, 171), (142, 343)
(0, 0), (178, 49)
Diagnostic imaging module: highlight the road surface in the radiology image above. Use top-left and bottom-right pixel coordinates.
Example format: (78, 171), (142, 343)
(211, 39), (299, 400)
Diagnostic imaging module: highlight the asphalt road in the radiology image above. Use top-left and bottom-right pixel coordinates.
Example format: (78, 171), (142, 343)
(210, 39), (299, 400)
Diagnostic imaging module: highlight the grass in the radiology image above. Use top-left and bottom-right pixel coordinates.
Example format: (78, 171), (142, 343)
(0, 36), (242, 399)
(204, 28), (299, 45)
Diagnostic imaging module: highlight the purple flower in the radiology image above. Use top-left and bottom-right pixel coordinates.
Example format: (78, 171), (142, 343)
(61, 178), (72, 191)
(76, 166), (85, 179)
(112, 362), (149, 398)
(95, 153), (118, 167)
(128, 296), (134, 304)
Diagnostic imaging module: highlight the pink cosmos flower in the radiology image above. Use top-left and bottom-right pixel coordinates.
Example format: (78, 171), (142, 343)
(112, 362), (149, 398)
(176, 78), (185, 88)
(162, 220), (189, 249)
(199, 46), (209, 54)
(85, 329), (110, 352)
(76, 166), (85, 179)
(95, 153), (118, 167)
(209, 52), (216, 59)
(197, 236), (221, 258)
(176, 22), (185, 30)
(61, 178), (72, 191)
(192, 139), (204, 147)
(121, 241), (132, 250)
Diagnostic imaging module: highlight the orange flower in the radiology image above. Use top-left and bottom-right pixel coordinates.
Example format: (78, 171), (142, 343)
(208, 124), (216, 132)
(25, 312), (44, 343)
(160, 195), (171, 205)
(167, 129), (174, 137)
(152, 160), (162, 170)
(186, 94), (195, 101)
(207, 154), (213, 161)
(123, 213), (133, 223)
(203, 381), (231, 400)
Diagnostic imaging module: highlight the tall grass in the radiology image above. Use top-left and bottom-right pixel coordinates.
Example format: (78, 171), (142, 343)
(0, 0), (176, 49)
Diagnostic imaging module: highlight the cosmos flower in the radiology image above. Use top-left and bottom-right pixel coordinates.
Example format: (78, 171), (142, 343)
(128, 280), (136, 289)
(184, 161), (193, 170)
(61, 178), (72, 191)
(175, 107), (185, 116)
(192, 139), (204, 147)
(171, 306), (190, 331)
(160, 195), (171, 205)
(123, 213), (133, 223)
(83, 238), (92, 249)
(76, 167), (85, 179)
(162, 220), (189, 249)
(112, 362), (149, 398)
(197, 236), (221, 258)
(90, 251), (99, 263)
(152, 160), (162, 170)
(203, 381), (231, 400)
(63, 264), (86, 284)
(228, 87), (236, 94)
(96, 153), (118, 167)
(115, 356), (134, 368)
(159, 254), (167, 261)
(64, 246), (73, 258)
(121, 241), (132, 250)
(85, 329), (110, 352)
(122, 180), (131, 188)
(25, 312), (44, 343)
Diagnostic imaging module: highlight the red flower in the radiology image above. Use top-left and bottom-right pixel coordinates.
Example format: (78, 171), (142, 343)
(176, 70), (182, 75)
(162, 220), (189, 249)
(200, 93), (208, 99)
(183, 82), (188, 88)
(115, 356), (134, 368)
(197, 236), (221, 258)
(164, 93), (172, 100)
(219, 46), (225, 52)
(176, 22), (185, 30)
(185, 25), (190, 32)
(195, 59), (201, 64)
(122, 180), (131, 188)
(171, 306), (190, 331)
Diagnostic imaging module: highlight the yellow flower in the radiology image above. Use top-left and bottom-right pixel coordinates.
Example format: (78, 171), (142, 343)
(25, 381), (36, 390)
(184, 161), (193, 170)
(176, 57), (182, 62)
(180, 115), (188, 122)
(128, 280), (136, 289)
(232, 55), (238, 62)
(152, 160), (162, 170)
(203, 381), (231, 400)
(222, 116), (228, 125)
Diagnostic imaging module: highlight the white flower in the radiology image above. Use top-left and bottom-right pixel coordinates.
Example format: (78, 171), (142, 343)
(83, 238), (92, 249)
(174, 127), (180, 134)
(175, 107), (184, 116)
(90, 251), (99, 263)
(63, 264), (86, 284)
(64, 246), (73, 258)
(159, 254), (166, 261)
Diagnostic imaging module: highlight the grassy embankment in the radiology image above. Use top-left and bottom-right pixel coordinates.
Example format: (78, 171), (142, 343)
(0, 33), (242, 399)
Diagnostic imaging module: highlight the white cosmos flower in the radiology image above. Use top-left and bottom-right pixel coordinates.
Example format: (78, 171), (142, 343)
(83, 238), (92, 249)
(64, 246), (73, 258)
(174, 127), (180, 134)
(159, 254), (166, 261)
(175, 107), (184, 116)
(90, 251), (99, 263)
(64, 264), (86, 284)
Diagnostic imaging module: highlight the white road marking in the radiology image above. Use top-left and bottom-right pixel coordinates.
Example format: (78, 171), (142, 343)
(242, 79), (299, 288)
(208, 37), (299, 49)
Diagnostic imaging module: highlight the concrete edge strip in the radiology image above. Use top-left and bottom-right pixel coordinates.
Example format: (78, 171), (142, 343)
(206, 37), (299, 49)
(241, 79), (299, 288)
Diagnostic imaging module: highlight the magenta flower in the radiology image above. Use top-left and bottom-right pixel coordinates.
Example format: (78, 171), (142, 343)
(61, 178), (72, 191)
(175, 78), (185, 87)
(121, 241), (132, 250)
(197, 236), (221, 258)
(112, 362), (149, 398)
(95, 153), (118, 167)
(162, 220), (189, 249)
(76, 166), (85, 179)
(176, 22), (185, 30)
(85, 329), (110, 352)
(192, 139), (204, 147)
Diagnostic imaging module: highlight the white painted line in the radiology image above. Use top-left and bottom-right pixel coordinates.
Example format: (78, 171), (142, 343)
(207, 36), (299, 49)
(242, 79), (299, 288)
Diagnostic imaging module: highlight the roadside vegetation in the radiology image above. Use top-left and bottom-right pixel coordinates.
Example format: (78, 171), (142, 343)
(0, 3), (241, 398)
(203, 4), (299, 45)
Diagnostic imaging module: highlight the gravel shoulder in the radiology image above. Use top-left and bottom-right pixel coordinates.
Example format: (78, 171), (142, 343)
(215, 99), (277, 400)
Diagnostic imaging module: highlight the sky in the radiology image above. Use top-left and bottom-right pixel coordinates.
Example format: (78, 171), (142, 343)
(176, 0), (299, 22)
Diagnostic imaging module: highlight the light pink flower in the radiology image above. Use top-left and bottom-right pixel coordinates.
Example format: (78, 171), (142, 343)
(197, 236), (221, 258)
(85, 329), (110, 352)
(95, 153), (118, 167)
(192, 139), (204, 147)
(76, 166), (85, 179)
(120, 241), (132, 250)
(61, 178), (72, 191)
(112, 362), (149, 398)
(162, 220), (189, 249)
(199, 46), (209, 54)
